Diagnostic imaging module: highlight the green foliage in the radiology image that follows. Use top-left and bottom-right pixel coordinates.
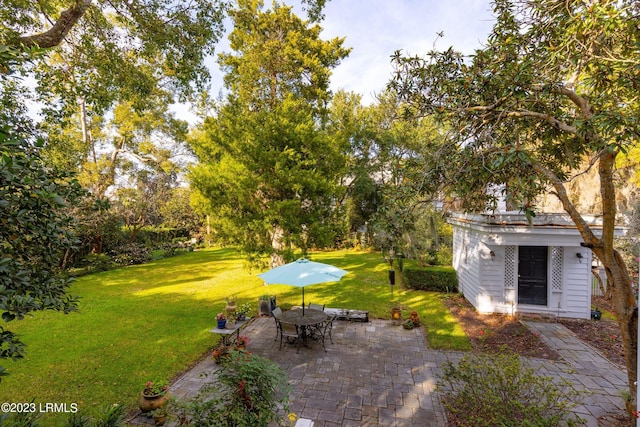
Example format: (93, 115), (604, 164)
(390, 0), (640, 212)
(438, 350), (584, 427)
(403, 266), (458, 293)
(108, 242), (151, 266)
(189, 2), (350, 265)
(64, 403), (125, 427)
(159, 187), (203, 233)
(76, 253), (114, 275)
(3, 0), (228, 108)
(91, 403), (126, 427)
(359, 92), (445, 255)
(0, 109), (82, 371)
(183, 350), (291, 426)
(0, 408), (41, 427)
(66, 195), (121, 263)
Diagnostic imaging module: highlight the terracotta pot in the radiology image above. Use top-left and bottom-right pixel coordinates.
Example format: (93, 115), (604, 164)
(153, 414), (167, 426)
(139, 393), (168, 413)
(410, 311), (420, 325)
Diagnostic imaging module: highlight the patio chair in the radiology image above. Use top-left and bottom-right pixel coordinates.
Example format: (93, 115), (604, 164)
(271, 307), (283, 341)
(316, 314), (337, 352)
(278, 321), (301, 353)
(308, 302), (325, 311)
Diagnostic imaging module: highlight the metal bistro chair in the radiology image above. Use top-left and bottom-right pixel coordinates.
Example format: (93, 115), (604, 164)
(308, 302), (325, 311)
(278, 321), (301, 353)
(271, 307), (283, 341)
(316, 314), (337, 352)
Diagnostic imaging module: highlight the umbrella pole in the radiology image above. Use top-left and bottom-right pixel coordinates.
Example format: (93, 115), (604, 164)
(302, 288), (305, 316)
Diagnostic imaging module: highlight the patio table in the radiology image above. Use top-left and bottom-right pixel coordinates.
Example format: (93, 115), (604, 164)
(280, 308), (327, 348)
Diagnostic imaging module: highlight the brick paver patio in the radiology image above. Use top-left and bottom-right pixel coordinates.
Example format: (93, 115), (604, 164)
(136, 316), (628, 427)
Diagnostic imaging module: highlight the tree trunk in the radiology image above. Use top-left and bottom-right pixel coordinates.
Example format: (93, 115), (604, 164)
(270, 225), (285, 268)
(532, 154), (638, 403)
(593, 247), (638, 400)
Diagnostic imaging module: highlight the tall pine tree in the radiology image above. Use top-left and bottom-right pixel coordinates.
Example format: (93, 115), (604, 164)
(189, 0), (350, 267)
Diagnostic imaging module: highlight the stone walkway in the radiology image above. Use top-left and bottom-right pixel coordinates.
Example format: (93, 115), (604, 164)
(522, 321), (628, 427)
(140, 317), (628, 426)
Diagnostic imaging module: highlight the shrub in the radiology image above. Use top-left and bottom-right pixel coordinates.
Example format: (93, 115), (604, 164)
(182, 350), (291, 426)
(403, 266), (457, 292)
(109, 242), (151, 266)
(81, 253), (114, 272)
(438, 350), (583, 427)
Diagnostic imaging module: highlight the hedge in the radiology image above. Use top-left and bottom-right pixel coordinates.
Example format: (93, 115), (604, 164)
(403, 266), (458, 293)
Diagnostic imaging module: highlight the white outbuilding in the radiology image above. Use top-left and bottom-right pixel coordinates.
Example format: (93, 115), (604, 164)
(447, 212), (624, 319)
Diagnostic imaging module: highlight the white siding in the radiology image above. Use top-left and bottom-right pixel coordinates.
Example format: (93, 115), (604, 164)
(563, 246), (592, 319)
(452, 227), (480, 309)
(478, 245), (504, 313)
(449, 215), (597, 320)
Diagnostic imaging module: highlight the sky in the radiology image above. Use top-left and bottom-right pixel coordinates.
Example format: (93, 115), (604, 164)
(317, 0), (496, 104)
(183, 0), (497, 122)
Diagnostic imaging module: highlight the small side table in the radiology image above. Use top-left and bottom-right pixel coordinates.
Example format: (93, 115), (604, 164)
(210, 318), (252, 347)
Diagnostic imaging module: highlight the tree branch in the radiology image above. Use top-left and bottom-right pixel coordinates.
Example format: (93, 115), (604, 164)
(531, 83), (593, 119)
(530, 158), (601, 248)
(503, 109), (578, 134)
(19, 0), (92, 49)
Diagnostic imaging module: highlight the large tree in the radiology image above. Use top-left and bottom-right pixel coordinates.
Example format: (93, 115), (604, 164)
(2, 0), (226, 210)
(189, 0), (349, 266)
(391, 0), (640, 399)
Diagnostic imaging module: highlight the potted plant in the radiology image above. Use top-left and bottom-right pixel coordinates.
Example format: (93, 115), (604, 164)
(236, 302), (252, 321)
(402, 319), (415, 330)
(216, 312), (227, 329)
(390, 300), (402, 321)
(212, 344), (231, 364)
(236, 335), (250, 349)
(409, 311), (420, 326)
(139, 380), (169, 413)
(225, 295), (238, 319)
(150, 406), (168, 426)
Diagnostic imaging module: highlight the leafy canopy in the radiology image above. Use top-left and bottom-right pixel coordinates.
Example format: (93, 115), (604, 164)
(391, 0), (640, 214)
(189, 0), (349, 265)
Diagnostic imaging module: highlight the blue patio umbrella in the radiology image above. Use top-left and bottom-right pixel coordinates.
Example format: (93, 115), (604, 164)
(257, 258), (348, 315)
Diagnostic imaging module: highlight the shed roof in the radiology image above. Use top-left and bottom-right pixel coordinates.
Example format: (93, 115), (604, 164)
(447, 212), (626, 245)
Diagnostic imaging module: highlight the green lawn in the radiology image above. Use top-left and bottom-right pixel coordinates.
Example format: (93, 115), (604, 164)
(0, 248), (469, 423)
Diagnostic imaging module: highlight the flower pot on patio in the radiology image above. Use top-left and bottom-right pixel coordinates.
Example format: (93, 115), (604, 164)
(140, 381), (169, 413)
(153, 413), (167, 426)
(391, 307), (402, 324)
(139, 393), (168, 413)
(225, 298), (237, 319)
(409, 311), (420, 326)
